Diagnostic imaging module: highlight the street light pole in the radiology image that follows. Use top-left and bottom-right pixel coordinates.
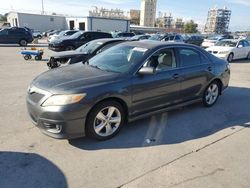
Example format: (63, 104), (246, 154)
(42, 0), (44, 14)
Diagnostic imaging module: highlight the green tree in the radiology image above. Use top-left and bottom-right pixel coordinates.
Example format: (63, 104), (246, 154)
(184, 20), (198, 33)
(0, 13), (7, 21)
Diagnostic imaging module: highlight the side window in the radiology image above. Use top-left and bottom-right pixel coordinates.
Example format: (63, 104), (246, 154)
(238, 41), (244, 47)
(243, 41), (249, 47)
(0, 29), (8, 35)
(146, 48), (177, 71)
(178, 48), (201, 67)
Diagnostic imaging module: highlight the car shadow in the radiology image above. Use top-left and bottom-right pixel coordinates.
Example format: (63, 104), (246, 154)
(69, 86), (250, 150)
(0, 152), (68, 188)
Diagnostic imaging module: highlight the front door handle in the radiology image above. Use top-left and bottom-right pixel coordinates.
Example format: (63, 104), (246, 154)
(173, 73), (179, 79)
(207, 67), (212, 72)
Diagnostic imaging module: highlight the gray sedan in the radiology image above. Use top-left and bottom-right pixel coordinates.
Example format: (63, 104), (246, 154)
(26, 41), (230, 140)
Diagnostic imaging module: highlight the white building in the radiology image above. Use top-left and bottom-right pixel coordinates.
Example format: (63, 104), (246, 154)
(140, 0), (157, 27)
(7, 12), (67, 32)
(66, 17), (130, 32)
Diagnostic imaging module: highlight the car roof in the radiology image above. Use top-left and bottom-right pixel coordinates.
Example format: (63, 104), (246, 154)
(120, 40), (198, 49)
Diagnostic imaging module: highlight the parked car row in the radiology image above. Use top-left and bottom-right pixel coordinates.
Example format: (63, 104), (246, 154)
(27, 39), (231, 140)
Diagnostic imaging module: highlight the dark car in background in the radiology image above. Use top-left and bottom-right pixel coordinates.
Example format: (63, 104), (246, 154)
(0, 27), (33, 46)
(161, 34), (185, 43)
(47, 38), (126, 69)
(184, 35), (204, 46)
(48, 31), (112, 51)
(26, 41), (230, 140)
(114, 32), (135, 39)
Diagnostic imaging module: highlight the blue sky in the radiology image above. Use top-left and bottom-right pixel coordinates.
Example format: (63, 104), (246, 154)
(0, 0), (249, 31)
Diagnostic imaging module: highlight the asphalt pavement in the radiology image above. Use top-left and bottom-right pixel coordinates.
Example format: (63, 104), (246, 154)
(0, 46), (249, 188)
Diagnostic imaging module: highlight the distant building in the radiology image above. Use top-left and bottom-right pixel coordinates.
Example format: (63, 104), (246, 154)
(66, 17), (130, 32)
(140, 0), (157, 27)
(129, 9), (140, 25)
(173, 18), (184, 31)
(7, 12), (67, 32)
(156, 12), (173, 28)
(89, 7), (127, 19)
(204, 7), (231, 34)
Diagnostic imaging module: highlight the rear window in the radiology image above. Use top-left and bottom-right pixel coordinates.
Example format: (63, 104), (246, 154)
(178, 48), (201, 67)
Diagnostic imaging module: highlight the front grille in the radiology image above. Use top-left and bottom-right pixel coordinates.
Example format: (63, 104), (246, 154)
(29, 92), (45, 103)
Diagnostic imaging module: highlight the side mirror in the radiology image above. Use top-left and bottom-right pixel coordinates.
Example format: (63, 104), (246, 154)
(138, 67), (155, 75)
(238, 44), (243, 48)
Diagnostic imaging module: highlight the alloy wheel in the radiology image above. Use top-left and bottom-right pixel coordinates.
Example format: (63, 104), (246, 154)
(93, 106), (121, 137)
(205, 83), (219, 105)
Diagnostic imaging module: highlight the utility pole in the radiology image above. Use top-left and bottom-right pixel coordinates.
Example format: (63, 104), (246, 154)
(41, 0), (44, 14)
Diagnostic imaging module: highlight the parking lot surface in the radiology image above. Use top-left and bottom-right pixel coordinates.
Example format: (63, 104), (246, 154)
(0, 46), (250, 188)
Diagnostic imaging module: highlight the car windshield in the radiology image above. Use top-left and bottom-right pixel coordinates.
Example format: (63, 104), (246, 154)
(69, 31), (84, 39)
(149, 34), (163, 41)
(215, 41), (237, 47)
(76, 40), (104, 54)
(58, 31), (67, 36)
(88, 44), (148, 73)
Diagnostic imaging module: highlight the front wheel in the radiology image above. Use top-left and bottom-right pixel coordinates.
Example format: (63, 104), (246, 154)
(203, 82), (220, 107)
(19, 39), (28, 46)
(86, 101), (125, 140)
(227, 53), (234, 62)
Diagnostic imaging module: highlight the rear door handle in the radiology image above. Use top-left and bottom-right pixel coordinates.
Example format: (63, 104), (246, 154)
(207, 67), (212, 72)
(173, 73), (179, 79)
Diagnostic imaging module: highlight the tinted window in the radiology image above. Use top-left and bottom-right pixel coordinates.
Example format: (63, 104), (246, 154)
(244, 41), (250, 47)
(175, 35), (181, 40)
(178, 48), (201, 67)
(0, 29), (8, 35)
(146, 48), (176, 71)
(238, 41), (244, 47)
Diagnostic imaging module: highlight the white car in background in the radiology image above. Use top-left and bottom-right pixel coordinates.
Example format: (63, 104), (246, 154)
(206, 39), (250, 62)
(201, 35), (234, 48)
(48, 30), (78, 43)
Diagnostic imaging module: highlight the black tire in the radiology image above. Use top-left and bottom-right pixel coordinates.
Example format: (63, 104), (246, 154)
(246, 52), (250, 60)
(65, 46), (75, 51)
(37, 35), (42, 39)
(28, 55), (32, 59)
(227, 53), (234, 62)
(35, 55), (42, 61)
(86, 101), (125, 140)
(24, 55), (29, 60)
(202, 81), (220, 107)
(19, 39), (28, 46)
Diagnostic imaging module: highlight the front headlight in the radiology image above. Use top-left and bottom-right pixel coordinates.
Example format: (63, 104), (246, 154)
(219, 51), (229, 54)
(42, 93), (86, 107)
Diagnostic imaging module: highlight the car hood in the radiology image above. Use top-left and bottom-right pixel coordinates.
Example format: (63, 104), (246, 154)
(51, 51), (88, 59)
(206, 46), (234, 52)
(32, 63), (119, 94)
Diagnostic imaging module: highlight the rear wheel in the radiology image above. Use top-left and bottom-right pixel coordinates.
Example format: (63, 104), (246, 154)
(203, 82), (220, 107)
(86, 101), (125, 140)
(35, 55), (42, 61)
(24, 55), (29, 60)
(227, 53), (234, 62)
(19, 39), (28, 46)
(246, 52), (250, 60)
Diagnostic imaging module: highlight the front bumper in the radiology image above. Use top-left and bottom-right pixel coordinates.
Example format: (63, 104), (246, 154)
(26, 92), (90, 139)
(48, 44), (64, 51)
(211, 53), (228, 60)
